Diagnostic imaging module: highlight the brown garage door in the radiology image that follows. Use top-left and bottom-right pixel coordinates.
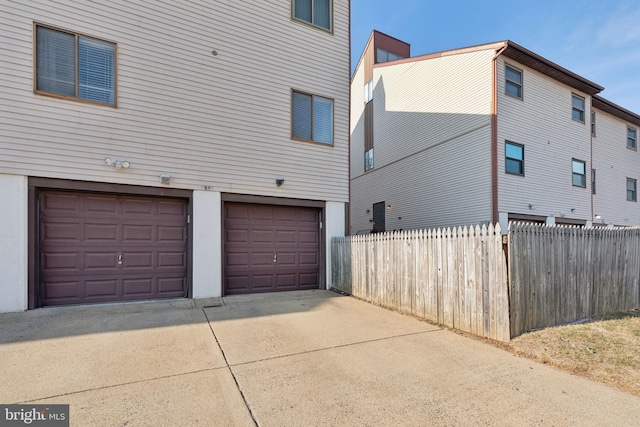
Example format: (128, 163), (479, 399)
(39, 190), (188, 306)
(224, 203), (320, 295)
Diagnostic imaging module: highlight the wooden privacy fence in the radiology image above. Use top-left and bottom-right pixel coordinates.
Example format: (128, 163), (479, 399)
(509, 223), (640, 337)
(331, 224), (510, 342)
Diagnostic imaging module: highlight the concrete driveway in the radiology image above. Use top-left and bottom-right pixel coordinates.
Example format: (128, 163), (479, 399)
(1, 290), (639, 426)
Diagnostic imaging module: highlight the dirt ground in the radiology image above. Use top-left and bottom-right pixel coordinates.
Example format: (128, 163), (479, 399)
(507, 309), (640, 397)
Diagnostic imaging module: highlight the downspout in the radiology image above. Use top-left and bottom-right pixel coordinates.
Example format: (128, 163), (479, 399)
(590, 106), (594, 224)
(491, 44), (507, 225)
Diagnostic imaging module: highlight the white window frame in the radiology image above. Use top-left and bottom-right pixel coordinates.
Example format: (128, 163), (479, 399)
(364, 80), (373, 103)
(505, 141), (524, 176)
(627, 178), (637, 202)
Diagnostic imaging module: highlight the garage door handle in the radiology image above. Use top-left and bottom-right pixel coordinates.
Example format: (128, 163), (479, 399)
(118, 254), (123, 265)
(273, 253), (277, 263)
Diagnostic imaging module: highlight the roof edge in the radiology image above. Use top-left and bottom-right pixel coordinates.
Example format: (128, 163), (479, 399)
(593, 95), (640, 127)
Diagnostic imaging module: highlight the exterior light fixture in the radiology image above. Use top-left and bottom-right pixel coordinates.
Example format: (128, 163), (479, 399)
(105, 157), (130, 169)
(594, 214), (602, 219)
(386, 204), (392, 211)
(528, 204), (535, 210)
(160, 174), (171, 185)
(276, 178), (285, 187)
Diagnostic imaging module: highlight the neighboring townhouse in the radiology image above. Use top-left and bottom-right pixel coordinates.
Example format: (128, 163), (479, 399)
(350, 30), (639, 234)
(0, 0), (350, 313)
(591, 96), (640, 226)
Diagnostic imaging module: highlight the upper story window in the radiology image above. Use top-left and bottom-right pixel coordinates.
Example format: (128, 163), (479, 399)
(35, 24), (116, 106)
(627, 178), (637, 202)
(364, 148), (374, 172)
(292, 90), (333, 145)
(572, 159), (586, 187)
(505, 141), (524, 176)
(591, 111), (596, 137)
(627, 126), (637, 150)
(364, 80), (373, 103)
(571, 94), (585, 123)
(292, 0), (332, 31)
(592, 169), (596, 195)
(376, 48), (404, 64)
(505, 65), (523, 99)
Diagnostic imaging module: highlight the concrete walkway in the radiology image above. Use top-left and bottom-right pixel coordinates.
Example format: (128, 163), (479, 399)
(1, 290), (639, 426)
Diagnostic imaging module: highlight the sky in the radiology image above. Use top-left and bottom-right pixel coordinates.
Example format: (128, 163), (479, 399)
(351, 0), (640, 113)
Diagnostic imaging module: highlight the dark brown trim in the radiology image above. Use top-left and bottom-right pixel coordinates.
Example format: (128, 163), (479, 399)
(592, 95), (640, 127)
(507, 213), (546, 223)
(33, 22), (117, 108)
(28, 178), (193, 309)
(502, 41), (603, 95)
(221, 192), (325, 208)
(491, 46), (505, 224)
(555, 217), (587, 226)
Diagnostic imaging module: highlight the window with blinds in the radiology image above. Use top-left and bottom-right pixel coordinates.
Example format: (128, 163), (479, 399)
(292, 0), (332, 31)
(35, 25), (116, 106)
(292, 90), (333, 145)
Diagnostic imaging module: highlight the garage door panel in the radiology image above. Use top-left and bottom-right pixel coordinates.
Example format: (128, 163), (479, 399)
(42, 252), (80, 272)
(252, 206), (275, 221)
(42, 281), (81, 300)
(275, 230), (297, 244)
(224, 203), (320, 295)
(122, 198), (154, 215)
(158, 252), (186, 268)
(226, 229), (249, 243)
(123, 279), (153, 296)
(39, 190), (188, 307)
(85, 279), (119, 298)
(123, 252), (153, 268)
(276, 253), (296, 265)
(158, 226), (185, 242)
(157, 278), (186, 295)
(251, 252), (275, 267)
(299, 252), (318, 266)
(300, 273), (319, 286)
(252, 229), (274, 243)
(123, 225), (153, 241)
(252, 274), (275, 289)
(85, 223), (119, 241)
(84, 252), (118, 270)
(299, 231), (319, 244)
(226, 252), (249, 266)
(42, 193), (81, 212)
(42, 222), (80, 241)
(86, 196), (119, 214)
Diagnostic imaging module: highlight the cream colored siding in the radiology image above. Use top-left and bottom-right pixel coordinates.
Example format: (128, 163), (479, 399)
(350, 61), (366, 177)
(592, 108), (640, 226)
(371, 49), (495, 169)
(497, 57), (592, 221)
(0, 0), (349, 202)
(350, 49), (494, 233)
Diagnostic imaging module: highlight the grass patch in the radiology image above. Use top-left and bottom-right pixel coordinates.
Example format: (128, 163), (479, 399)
(508, 309), (640, 397)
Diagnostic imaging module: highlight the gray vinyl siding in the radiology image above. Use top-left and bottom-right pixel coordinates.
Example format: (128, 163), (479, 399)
(351, 125), (492, 233)
(0, 0), (349, 202)
(497, 57), (592, 221)
(592, 108), (640, 226)
(350, 49), (494, 233)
